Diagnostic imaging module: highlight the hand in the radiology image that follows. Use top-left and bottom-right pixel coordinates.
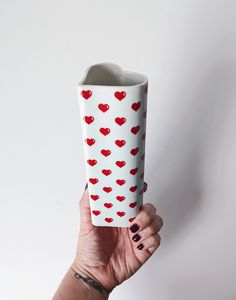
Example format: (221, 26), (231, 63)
(72, 183), (163, 294)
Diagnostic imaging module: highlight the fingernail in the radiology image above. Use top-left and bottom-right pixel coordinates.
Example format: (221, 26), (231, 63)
(84, 183), (88, 190)
(130, 223), (139, 233)
(132, 234), (141, 242)
(137, 243), (144, 250)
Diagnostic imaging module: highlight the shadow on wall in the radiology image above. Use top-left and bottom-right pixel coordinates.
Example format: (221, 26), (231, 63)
(148, 60), (236, 248)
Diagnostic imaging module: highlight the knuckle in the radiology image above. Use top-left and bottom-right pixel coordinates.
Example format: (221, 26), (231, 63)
(150, 221), (159, 233)
(149, 235), (158, 245)
(147, 203), (157, 213)
(141, 209), (153, 224)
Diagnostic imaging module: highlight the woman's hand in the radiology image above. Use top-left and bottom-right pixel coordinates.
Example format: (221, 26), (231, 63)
(72, 183), (163, 294)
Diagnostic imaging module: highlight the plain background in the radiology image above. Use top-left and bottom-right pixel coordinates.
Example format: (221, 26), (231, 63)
(1, 0), (236, 299)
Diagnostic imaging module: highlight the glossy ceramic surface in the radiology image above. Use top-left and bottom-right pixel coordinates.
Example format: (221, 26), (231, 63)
(78, 62), (148, 227)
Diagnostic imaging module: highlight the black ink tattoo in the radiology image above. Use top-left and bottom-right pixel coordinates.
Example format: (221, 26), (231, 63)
(73, 271), (108, 295)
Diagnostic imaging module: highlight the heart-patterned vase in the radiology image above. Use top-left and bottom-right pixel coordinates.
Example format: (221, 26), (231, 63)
(78, 62), (148, 227)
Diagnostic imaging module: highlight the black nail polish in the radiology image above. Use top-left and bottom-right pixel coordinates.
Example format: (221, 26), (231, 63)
(84, 183), (88, 190)
(130, 223), (139, 233)
(132, 234), (141, 242)
(137, 243), (144, 250)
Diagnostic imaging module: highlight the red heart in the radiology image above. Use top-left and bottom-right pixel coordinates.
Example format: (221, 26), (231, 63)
(142, 133), (146, 140)
(131, 102), (141, 111)
(114, 91), (126, 100)
(105, 218), (113, 223)
(89, 178), (98, 185)
(90, 195), (99, 201)
(141, 153), (145, 160)
(101, 149), (111, 157)
(104, 203), (113, 209)
(130, 147), (139, 156)
(116, 161), (126, 168)
(130, 185), (137, 192)
(143, 111), (147, 118)
(87, 159), (97, 166)
(85, 138), (95, 146)
(102, 169), (112, 176)
(116, 196), (125, 202)
(116, 179), (126, 186)
(115, 140), (126, 147)
(81, 90), (92, 100)
(98, 103), (110, 112)
(129, 217), (136, 222)
(117, 211), (126, 217)
(103, 187), (112, 193)
(115, 117), (126, 126)
(131, 125), (140, 135)
(100, 127), (110, 136)
(83, 116), (94, 124)
(130, 168), (138, 175)
(129, 202), (137, 208)
(92, 210), (101, 216)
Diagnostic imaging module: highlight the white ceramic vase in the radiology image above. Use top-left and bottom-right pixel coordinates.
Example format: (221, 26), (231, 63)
(78, 62), (148, 227)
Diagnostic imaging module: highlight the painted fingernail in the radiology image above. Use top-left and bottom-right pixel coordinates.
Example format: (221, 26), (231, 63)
(84, 183), (88, 190)
(137, 243), (144, 250)
(132, 234), (141, 242)
(130, 223), (139, 233)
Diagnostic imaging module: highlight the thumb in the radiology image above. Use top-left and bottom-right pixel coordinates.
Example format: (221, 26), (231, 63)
(79, 183), (93, 228)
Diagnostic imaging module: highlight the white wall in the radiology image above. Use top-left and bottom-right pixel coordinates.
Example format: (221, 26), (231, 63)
(1, 0), (236, 299)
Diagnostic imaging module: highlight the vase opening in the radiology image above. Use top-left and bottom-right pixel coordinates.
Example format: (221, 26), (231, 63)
(80, 62), (147, 87)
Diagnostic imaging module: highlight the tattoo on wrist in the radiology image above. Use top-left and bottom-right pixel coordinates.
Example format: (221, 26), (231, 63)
(72, 269), (109, 295)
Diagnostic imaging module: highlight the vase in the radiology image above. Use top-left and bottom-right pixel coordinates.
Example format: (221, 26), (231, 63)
(78, 62), (148, 227)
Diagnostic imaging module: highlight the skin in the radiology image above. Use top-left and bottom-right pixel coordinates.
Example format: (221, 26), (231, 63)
(53, 183), (163, 299)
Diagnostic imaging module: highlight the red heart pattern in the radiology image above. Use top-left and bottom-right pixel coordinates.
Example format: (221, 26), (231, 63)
(130, 147), (139, 156)
(87, 159), (97, 166)
(131, 125), (140, 135)
(131, 102), (141, 111)
(130, 168), (138, 175)
(98, 103), (110, 112)
(114, 91), (126, 100)
(116, 161), (126, 168)
(117, 211), (126, 217)
(104, 203), (113, 209)
(92, 210), (101, 216)
(100, 128), (110, 136)
(130, 185), (137, 192)
(105, 218), (113, 223)
(101, 149), (111, 157)
(79, 87), (147, 226)
(115, 117), (126, 126)
(103, 186), (112, 193)
(116, 179), (126, 186)
(115, 139), (126, 147)
(116, 196), (126, 202)
(81, 90), (92, 100)
(89, 178), (98, 185)
(85, 138), (95, 146)
(102, 169), (112, 176)
(84, 116), (94, 124)
(91, 195), (99, 201)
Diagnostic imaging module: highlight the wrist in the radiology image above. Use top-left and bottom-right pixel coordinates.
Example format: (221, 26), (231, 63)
(71, 262), (111, 298)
